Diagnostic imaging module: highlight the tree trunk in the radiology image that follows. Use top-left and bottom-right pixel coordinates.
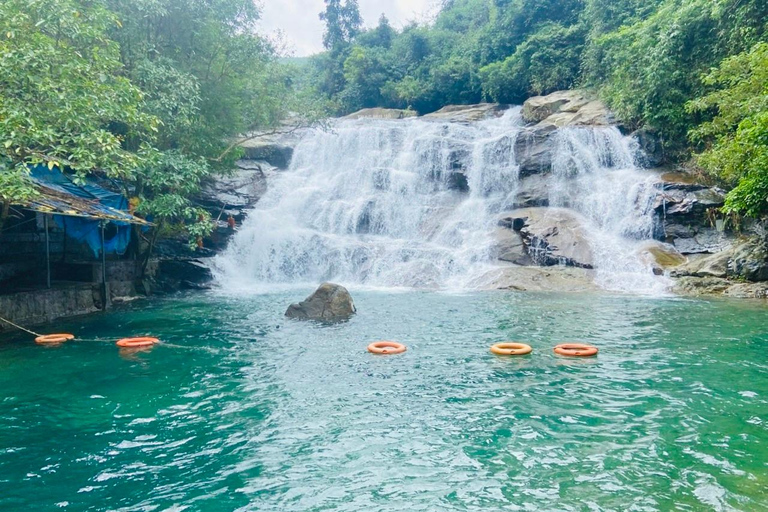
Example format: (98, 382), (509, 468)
(0, 200), (10, 242)
(140, 225), (160, 279)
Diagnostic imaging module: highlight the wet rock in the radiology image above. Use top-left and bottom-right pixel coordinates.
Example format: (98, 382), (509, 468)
(343, 108), (417, 120)
(241, 142), (294, 169)
(652, 175), (732, 254)
(476, 266), (598, 293)
(636, 241), (686, 275)
(200, 160), (268, 216)
(726, 239), (768, 281)
(285, 283), (357, 322)
(670, 238), (768, 282)
(447, 171), (469, 192)
(514, 174), (551, 207)
(674, 276), (768, 298)
(673, 276), (732, 296)
(493, 228), (533, 265)
(631, 127), (665, 167)
(499, 208), (594, 269)
(423, 104), (507, 123)
(153, 259), (213, 293)
(671, 252), (730, 279)
(514, 124), (557, 176)
(722, 282), (768, 299)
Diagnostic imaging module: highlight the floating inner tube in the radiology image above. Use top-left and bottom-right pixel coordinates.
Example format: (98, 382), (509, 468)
(367, 341), (407, 355)
(35, 334), (75, 344)
(116, 337), (160, 348)
(490, 342), (532, 356)
(554, 343), (598, 357)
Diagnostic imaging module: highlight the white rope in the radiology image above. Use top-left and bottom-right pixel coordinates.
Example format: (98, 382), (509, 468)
(0, 315), (41, 338)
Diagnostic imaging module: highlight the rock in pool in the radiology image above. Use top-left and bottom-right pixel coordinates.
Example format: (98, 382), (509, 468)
(285, 283), (357, 322)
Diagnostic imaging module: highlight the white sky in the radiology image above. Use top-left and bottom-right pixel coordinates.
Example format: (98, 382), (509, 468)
(259, 0), (437, 56)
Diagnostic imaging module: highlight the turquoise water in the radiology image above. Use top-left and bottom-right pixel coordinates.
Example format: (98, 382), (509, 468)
(0, 290), (766, 511)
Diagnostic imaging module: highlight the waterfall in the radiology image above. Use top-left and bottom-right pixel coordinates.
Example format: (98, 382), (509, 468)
(214, 109), (669, 294)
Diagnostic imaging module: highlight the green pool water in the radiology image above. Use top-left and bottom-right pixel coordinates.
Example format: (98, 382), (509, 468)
(0, 290), (766, 511)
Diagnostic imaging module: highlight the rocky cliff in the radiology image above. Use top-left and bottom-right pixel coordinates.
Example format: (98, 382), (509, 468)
(209, 90), (767, 298)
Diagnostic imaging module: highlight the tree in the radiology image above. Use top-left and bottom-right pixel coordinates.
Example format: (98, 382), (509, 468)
(105, 0), (293, 248)
(319, 0), (362, 51)
(688, 42), (768, 217)
(0, 0), (156, 231)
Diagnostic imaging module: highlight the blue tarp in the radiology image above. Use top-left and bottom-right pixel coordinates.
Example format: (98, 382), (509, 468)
(28, 166), (134, 257)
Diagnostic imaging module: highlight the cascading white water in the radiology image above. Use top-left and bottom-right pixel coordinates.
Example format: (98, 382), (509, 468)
(214, 109), (669, 294)
(548, 128), (668, 293)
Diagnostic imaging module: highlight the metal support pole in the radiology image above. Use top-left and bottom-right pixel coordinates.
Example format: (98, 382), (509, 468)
(101, 221), (110, 310)
(44, 214), (51, 289)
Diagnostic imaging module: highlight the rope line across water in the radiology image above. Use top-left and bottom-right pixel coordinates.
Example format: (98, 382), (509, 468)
(0, 315), (42, 338)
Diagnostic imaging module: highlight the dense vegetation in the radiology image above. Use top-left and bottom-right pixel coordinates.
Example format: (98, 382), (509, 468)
(311, 0), (767, 216)
(0, 0), (299, 244)
(1, 0), (766, 224)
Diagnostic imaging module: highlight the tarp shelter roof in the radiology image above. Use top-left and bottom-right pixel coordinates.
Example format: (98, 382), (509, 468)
(16, 166), (151, 226)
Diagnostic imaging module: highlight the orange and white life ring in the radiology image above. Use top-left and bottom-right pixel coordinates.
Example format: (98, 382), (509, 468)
(367, 341), (407, 355)
(116, 337), (160, 348)
(554, 343), (598, 357)
(35, 334), (75, 344)
(490, 342), (532, 356)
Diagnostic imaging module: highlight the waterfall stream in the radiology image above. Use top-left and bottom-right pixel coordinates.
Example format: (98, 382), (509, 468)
(214, 109), (669, 294)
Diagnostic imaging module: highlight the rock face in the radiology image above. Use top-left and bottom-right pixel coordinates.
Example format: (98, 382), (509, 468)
(241, 142), (294, 169)
(423, 103), (507, 123)
(285, 283), (357, 322)
(671, 239), (768, 282)
(652, 174), (730, 254)
(200, 160), (268, 219)
(513, 91), (616, 175)
(198, 159), (270, 250)
(153, 259), (214, 293)
(498, 208), (594, 269)
(514, 124), (557, 176)
(239, 125), (306, 169)
(343, 108), (417, 120)
(521, 90), (613, 127)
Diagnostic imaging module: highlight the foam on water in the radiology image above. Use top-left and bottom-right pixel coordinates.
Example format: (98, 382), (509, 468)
(215, 109), (669, 294)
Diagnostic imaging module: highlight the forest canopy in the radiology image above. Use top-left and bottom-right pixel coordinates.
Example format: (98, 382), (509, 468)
(309, 0), (768, 216)
(0, 0), (301, 241)
(1, 0), (766, 220)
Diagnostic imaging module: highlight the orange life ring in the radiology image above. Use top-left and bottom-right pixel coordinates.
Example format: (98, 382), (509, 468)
(491, 342), (532, 356)
(116, 337), (160, 348)
(554, 343), (598, 357)
(35, 333), (75, 344)
(367, 341), (407, 355)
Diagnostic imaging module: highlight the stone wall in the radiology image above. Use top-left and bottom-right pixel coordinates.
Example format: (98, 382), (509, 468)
(0, 285), (100, 332)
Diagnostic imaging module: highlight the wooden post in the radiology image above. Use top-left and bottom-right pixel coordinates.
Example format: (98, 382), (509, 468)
(44, 214), (51, 289)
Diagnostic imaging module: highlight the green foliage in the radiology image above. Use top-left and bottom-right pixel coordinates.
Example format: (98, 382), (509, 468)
(481, 23), (585, 103)
(0, 0), (298, 244)
(583, 0), (767, 145)
(319, 0), (362, 51)
(104, 0), (294, 244)
(688, 43), (768, 217)
(301, 0), (767, 218)
(0, 0), (155, 206)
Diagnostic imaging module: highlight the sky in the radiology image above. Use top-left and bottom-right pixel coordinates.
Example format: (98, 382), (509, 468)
(259, 0), (437, 57)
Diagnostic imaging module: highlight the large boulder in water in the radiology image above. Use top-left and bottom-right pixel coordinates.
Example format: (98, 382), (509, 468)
(285, 283), (357, 322)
